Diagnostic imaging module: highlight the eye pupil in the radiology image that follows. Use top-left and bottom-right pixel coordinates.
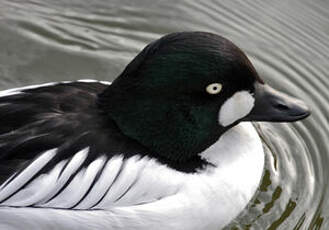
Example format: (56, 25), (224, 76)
(213, 87), (217, 90)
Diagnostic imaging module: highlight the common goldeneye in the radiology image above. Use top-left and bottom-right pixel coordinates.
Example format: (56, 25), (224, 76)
(0, 32), (310, 230)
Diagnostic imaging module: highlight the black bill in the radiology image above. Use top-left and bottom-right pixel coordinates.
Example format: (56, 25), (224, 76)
(243, 83), (311, 122)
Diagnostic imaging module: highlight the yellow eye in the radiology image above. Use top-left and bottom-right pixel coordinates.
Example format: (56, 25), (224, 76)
(206, 83), (222, 94)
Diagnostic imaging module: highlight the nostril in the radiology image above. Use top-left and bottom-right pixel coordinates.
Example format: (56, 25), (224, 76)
(275, 103), (289, 110)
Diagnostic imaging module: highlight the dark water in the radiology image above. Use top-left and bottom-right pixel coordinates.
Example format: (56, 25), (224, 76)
(0, 0), (328, 229)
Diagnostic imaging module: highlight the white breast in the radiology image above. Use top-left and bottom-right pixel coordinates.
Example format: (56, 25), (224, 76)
(0, 122), (264, 230)
(194, 121), (265, 229)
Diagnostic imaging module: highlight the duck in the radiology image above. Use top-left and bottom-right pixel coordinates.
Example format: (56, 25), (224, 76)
(0, 31), (310, 230)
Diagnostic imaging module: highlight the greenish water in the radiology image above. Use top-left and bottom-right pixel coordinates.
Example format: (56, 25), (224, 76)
(0, 0), (328, 229)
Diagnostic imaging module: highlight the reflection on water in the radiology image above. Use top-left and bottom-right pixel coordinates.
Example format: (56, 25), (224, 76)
(0, 0), (329, 229)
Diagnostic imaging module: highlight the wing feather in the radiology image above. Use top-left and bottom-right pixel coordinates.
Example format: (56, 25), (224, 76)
(2, 159), (68, 206)
(0, 149), (57, 203)
(0, 149), (184, 210)
(76, 156), (124, 209)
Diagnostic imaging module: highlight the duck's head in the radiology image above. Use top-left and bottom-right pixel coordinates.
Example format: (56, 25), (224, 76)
(99, 32), (310, 171)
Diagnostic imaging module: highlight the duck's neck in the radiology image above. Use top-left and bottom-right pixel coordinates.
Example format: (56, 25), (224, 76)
(192, 122), (265, 229)
(201, 122), (264, 177)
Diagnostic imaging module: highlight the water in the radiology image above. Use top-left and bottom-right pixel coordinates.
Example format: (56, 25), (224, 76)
(0, 0), (328, 229)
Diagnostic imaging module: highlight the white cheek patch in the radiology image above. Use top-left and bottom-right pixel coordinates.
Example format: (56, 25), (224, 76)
(219, 91), (255, 126)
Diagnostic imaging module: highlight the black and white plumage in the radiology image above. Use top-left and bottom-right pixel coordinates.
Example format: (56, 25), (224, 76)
(0, 80), (175, 207)
(0, 32), (310, 230)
